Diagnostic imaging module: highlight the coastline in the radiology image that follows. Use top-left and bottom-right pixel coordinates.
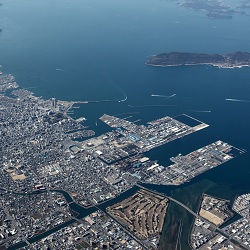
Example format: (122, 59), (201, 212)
(145, 62), (250, 69)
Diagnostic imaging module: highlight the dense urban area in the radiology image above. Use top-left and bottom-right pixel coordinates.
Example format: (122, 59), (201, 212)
(0, 72), (249, 249)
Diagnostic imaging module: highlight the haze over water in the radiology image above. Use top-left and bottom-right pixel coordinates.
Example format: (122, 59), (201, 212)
(1, 0), (250, 248)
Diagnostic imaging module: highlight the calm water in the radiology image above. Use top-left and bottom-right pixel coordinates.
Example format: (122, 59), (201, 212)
(1, 0), (250, 249)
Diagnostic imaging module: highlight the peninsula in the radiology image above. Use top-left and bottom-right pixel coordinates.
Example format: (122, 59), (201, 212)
(146, 51), (250, 68)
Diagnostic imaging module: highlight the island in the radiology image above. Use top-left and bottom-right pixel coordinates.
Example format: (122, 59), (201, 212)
(146, 51), (250, 68)
(173, 0), (249, 19)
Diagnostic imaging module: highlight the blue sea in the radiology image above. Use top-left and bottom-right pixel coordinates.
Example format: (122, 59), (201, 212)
(1, 0), (250, 249)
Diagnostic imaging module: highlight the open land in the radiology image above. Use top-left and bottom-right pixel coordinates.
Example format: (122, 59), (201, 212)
(107, 189), (168, 249)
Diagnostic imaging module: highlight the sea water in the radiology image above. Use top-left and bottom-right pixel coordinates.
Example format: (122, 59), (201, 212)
(1, 0), (250, 249)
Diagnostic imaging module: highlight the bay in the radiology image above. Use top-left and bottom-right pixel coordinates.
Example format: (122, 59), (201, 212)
(1, 0), (250, 249)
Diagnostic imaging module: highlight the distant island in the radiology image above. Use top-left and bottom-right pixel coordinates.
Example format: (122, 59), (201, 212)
(173, 0), (249, 19)
(146, 51), (250, 68)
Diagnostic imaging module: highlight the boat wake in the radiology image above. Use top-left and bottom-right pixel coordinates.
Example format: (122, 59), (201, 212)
(55, 68), (65, 72)
(226, 98), (250, 103)
(118, 94), (127, 102)
(151, 93), (176, 99)
(108, 81), (128, 103)
(128, 104), (177, 108)
(188, 110), (212, 113)
(113, 112), (140, 117)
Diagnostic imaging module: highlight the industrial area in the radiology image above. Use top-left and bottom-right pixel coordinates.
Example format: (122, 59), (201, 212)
(147, 141), (245, 185)
(190, 193), (250, 250)
(0, 72), (248, 249)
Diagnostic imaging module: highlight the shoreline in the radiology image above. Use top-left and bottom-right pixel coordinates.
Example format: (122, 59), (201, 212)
(145, 62), (250, 69)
